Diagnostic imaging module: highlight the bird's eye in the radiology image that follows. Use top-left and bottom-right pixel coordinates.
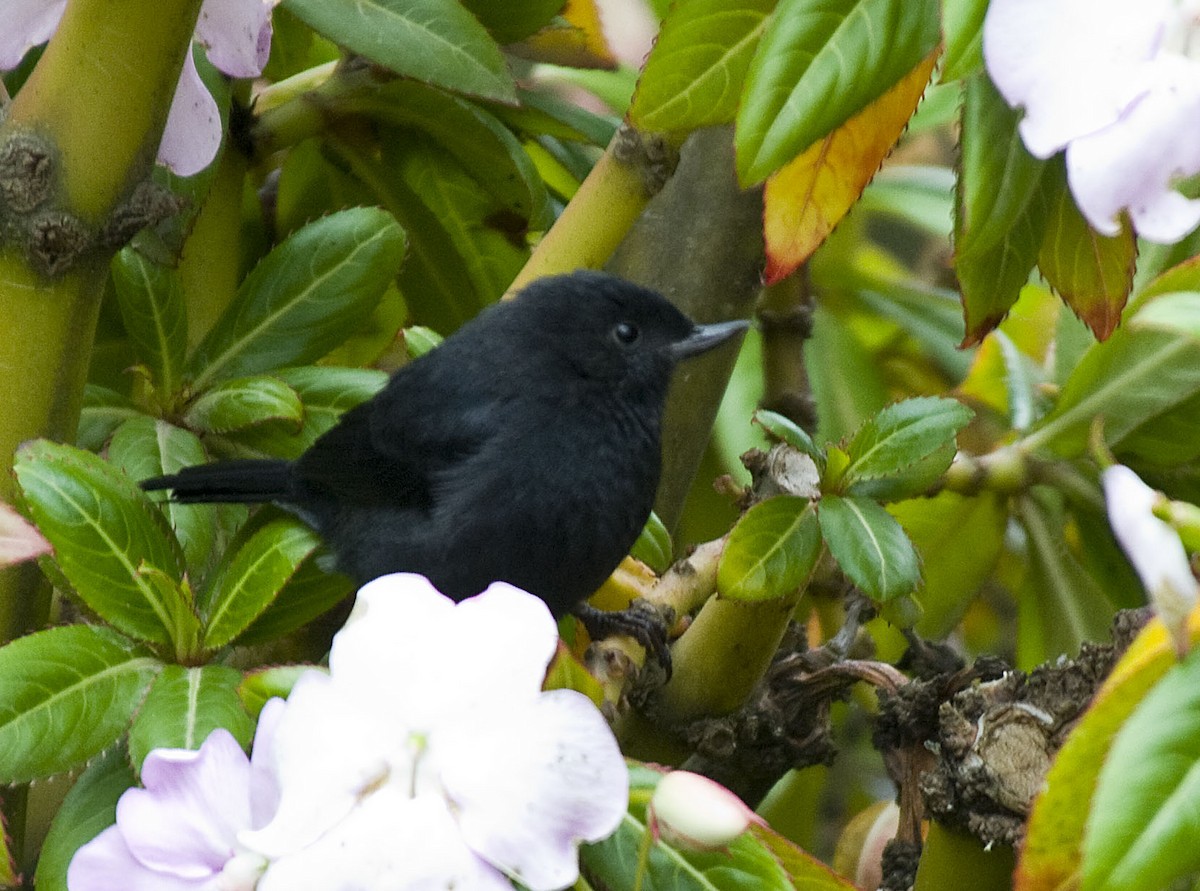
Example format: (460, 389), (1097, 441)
(612, 321), (641, 345)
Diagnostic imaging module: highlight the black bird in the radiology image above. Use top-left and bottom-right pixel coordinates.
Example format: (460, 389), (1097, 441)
(143, 271), (746, 661)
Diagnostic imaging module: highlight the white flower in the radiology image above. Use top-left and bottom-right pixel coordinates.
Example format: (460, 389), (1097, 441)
(1103, 465), (1199, 656)
(984, 0), (1200, 242)
(67, 700), (284, 891)
(0, 0), (278, 175)
(244, 574), (628, 891)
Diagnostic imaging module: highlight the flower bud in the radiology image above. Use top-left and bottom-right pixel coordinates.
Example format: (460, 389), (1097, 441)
(648, 771), (761, 852)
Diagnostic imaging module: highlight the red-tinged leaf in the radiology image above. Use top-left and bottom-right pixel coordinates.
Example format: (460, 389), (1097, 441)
(763, 47), (939, 282)
(1038, 158), (1135, 341)
(509, 0), (616, 69)
(0, 500), (50, 567)
(1015, 608), (1200, 891)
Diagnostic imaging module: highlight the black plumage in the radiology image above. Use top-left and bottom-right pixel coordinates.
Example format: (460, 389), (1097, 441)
(144, 271), (746, 625)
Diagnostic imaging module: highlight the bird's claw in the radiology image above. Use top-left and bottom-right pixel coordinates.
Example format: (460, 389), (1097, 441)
(574, 600), (673, 678)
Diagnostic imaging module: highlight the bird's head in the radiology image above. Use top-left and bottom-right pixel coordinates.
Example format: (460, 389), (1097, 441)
(509, 271), (747, 398)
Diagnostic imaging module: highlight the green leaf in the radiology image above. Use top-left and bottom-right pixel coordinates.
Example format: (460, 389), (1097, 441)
(844, 396), (973, 484)
(15, 441), (185, 646)
(352, 81), (550, 227)
(1027, 292), (1200, 457)
(200, 518), (324, 649)
(630, 0), (774, 134)
(1013, 491), (1114, 667)
(1083, 648), (1200, 891)
(806, 306), (889, 444)
(183, 375), (304, 434)
(221, 366), (388, 460)
(735, 0), (941, 184)
(846, 441), (958, 502)
(284, 0), (517, 102)
(955, 72), (1051, 344)
(188, 208), (406, 387)
(719, 497), (821, 601)
(753, 409), (823, 466)
(110, 248), (187, 396)
(338, 141), (481, 334)
(0, 625), (160, 782)
(78, 384), (142, 451)
(239, 665), (311, 717)
(631, 511), (673, 575)
(1116, 389), (1200, 467)
(492, 88), (618, 146)
(956, 73), (1048, 260)
(128, 665), (254, 770)
(107, 417), (216, 570)
(389, 136), (530, 301)
(818, 494), (920, 601)
(234, 557), (355, 647)
(34, 746), (136, 891)
(914, 823), (1016, 891)
(402, 326), (443, 359)
(940, 0), (987, 81)
(854, 279), (972, 382)
(858, 164), (954, 238)
(893, 492), (1006, 638)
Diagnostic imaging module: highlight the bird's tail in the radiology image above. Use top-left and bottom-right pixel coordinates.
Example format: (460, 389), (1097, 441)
(142, 459), (293, 504)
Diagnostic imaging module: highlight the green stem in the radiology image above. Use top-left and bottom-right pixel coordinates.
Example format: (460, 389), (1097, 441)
(656, 595), (796, 724)
(507, 127), (656, 294)
(179, 147), (248, 350)
(0, 0), (205, 857)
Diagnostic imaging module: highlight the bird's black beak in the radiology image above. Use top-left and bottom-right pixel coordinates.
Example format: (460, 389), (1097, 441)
(669, 319), (749, 361)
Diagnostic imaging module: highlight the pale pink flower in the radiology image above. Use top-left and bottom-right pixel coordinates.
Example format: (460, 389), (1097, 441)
(0, 0), (278, 175)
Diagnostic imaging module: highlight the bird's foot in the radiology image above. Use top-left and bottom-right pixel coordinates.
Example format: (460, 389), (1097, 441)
(574, 600), (673, 678)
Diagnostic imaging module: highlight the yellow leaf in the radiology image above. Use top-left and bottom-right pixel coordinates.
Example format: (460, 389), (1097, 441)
(763, 47), (940, 283)
(510, 0), (617, 70)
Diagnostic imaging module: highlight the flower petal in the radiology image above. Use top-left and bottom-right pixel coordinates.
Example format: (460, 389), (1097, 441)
(118, 729), (251, 878)
(194, 0), (276, 77)
(983, 0), (1169, 156)
(239, 670), (396, 860)
(248, 697), (285, 829)
(67, 825), (198, 891)
(257, 789), (512, 891)
(1067, 57), (1200, 241)
(440, 689), (627, 891)
(331, 575), (559, 728)
(0, 0), (66, 70)
(0, 500), (51, 567)
(156, 48), (222, 177)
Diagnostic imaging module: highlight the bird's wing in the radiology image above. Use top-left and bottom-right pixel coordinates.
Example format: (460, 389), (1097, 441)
(291, 400), (427, 507)
(293, 373), (490, 509)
